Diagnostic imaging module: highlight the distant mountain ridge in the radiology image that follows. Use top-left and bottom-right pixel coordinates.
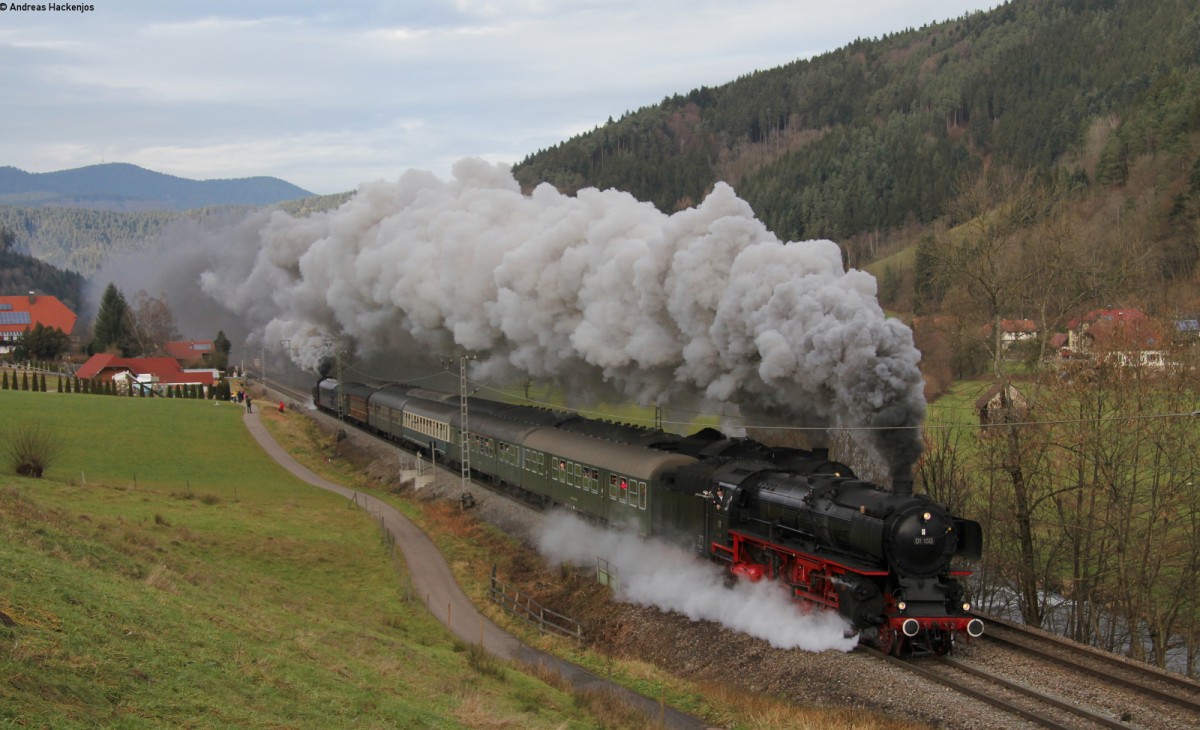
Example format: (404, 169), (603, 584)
(0, 162), (313, 211)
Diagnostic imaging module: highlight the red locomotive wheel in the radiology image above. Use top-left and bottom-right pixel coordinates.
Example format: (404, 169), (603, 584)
(877, 626), (901, 656)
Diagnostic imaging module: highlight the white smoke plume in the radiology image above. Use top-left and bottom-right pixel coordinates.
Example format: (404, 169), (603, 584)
(537, 512), (857, 652)
(195, 158), (925, 474)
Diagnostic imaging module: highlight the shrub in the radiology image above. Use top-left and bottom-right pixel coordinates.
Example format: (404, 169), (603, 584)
(3, 420), (64, 478)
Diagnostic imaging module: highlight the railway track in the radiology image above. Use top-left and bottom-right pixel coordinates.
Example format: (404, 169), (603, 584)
(865, 645), (1134, 729)
(977, 614), (1200, 718)
(864, 615), (1200, 729)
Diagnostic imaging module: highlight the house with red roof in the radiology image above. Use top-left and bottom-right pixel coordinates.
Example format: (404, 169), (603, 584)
(0, 292), (78, 354)
(983, 318), (1038, 351)
(1066, 308), (1165, 368)
(75, 354), (217, 395)
(164, 339), (215, 367)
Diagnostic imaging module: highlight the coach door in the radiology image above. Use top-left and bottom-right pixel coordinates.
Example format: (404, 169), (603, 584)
(705, 482), (736, 553)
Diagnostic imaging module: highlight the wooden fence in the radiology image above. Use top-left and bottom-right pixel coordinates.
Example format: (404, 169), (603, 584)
(488, 567), (583, 642)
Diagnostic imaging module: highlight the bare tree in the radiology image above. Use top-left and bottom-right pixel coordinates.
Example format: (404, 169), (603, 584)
(930, 167), (1057, 625)
(128, 290), (180, 357)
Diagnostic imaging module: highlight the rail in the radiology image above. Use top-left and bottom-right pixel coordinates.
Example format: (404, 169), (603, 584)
(488, 566), (583, 642)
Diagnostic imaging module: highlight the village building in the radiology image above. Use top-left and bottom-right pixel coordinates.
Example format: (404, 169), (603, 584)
(75, 353), (217, 396)
(985, 319), (1038, 351)
(0, 292), (78, 355)
(974, 383), (1029, 428)
(1066, 308), (1165, 368)
(164, 339), (216, 368)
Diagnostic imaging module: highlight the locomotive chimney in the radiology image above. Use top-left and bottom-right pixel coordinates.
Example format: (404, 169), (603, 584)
(891, 466), (913, 496)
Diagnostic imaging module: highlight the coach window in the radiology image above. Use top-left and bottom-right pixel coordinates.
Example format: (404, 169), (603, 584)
(618, 476), (629, 504)
(639, 481), (648, 509)
(574, 463), (582, 488)
(609, 474), (618, 500)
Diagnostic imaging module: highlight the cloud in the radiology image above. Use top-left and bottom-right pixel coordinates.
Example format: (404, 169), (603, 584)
(0, 1), (999, 192)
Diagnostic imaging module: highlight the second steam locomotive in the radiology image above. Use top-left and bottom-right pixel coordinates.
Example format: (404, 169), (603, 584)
(314, 379), (984, 655)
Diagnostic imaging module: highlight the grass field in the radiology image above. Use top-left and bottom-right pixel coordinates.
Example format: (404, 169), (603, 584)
(924, 380), (995, 429)
(0, 390), (613, 728)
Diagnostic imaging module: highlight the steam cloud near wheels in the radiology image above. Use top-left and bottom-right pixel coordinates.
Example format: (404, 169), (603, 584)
(539, 512), (858, 652)
(196, 158), (925, 478)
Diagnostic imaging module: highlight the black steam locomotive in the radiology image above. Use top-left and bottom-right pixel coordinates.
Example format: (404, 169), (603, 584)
(314, 378), (984, 655)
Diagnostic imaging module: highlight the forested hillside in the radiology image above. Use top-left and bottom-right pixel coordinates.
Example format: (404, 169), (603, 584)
(0, 191), (353, 275)
(0, 232), (84, 313)
(515, 0), (1200, 315)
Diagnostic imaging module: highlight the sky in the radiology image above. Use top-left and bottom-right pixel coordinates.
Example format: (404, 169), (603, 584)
(0, 0), (999, 195)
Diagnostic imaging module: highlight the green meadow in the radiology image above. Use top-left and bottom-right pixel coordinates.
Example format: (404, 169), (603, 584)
(0, 389), (613, 729)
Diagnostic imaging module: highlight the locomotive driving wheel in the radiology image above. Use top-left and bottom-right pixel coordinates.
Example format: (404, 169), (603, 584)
(876, 626), (903, 656)
(930, 629), (953, 656)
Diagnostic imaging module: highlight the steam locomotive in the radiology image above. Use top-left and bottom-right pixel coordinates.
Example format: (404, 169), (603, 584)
(314, 378), (984, 655)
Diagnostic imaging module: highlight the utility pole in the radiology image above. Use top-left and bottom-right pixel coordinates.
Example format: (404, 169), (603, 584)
(278, 339), (290, 398)
(321, 338), (343, 419)
(336, 348), (345, 420)
(459, 354), (471, 493)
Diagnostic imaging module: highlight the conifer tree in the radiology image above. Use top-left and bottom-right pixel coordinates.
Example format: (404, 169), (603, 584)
(1, 371), (8, 390)
(22, 371), (29, 391)
(93, 283), (133, 355)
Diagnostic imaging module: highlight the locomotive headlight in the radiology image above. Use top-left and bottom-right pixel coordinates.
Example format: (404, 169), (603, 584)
(896, 601), (907, 611)
(962, 602), (971, 612)
(922, 511), (932, 521)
